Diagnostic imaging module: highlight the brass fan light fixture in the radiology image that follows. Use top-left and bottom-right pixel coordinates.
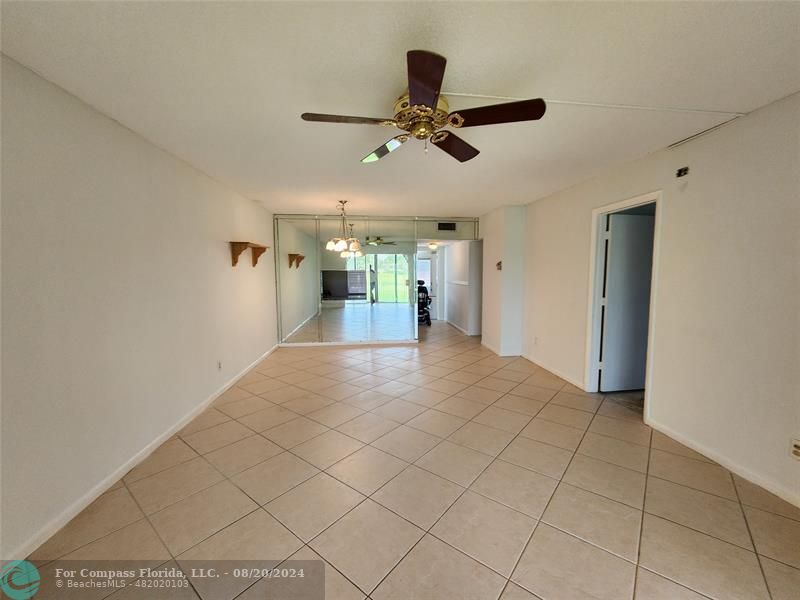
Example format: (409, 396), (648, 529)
(325, 200), (362, 254)
(366, 236), (396, 246)
(301, 50), (547, 163)
(340, 224), (364, 258)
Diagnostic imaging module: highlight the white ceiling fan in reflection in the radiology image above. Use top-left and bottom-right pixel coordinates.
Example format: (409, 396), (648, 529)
(325, 200), (363, 257)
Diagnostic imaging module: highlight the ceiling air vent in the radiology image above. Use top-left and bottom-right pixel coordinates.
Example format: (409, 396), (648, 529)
(437, 222), (457, 231)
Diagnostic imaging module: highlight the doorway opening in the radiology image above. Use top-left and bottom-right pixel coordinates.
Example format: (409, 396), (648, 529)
(416, 241), (446, 325)
(586, 193), (660, 394)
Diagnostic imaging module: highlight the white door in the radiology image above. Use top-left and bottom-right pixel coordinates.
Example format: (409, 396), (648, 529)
(600, 214), (655, 391)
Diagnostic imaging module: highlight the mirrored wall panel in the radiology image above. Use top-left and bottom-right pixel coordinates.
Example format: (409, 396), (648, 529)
(276, 218), (321, 343)
(275, 215), (478, 344)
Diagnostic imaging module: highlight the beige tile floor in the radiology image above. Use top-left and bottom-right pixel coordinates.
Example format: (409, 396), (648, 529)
(30, 322), (800, 599)
(285, 302), (415, 343)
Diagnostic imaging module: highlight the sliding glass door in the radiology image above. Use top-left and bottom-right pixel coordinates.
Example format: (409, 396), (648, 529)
(374, 254), (412, 303)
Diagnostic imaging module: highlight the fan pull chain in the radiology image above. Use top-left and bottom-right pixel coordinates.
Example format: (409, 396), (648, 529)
(424, 139), (428, 154)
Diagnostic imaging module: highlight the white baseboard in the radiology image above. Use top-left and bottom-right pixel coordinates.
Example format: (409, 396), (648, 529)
(281, 312), (318, 341)
(482, 340), (525, 357)
(446, 320), (467, 335)
(447, 320), (479, 337)
(521, 354), (799, 509)
(521, 353), (585, 389)
(480, 340), (501, 356)
(9, 344), (278, 560)
(645, 418), (800, 510)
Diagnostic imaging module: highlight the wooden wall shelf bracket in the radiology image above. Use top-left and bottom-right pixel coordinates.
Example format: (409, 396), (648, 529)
(287, 253), (306, 268)
(230, 241), (269, 267)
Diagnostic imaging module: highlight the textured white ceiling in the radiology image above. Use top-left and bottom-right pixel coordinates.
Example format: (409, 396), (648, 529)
(2, 2), (798, 216)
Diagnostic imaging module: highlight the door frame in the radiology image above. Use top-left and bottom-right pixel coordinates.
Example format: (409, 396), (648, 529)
(429, 253), (440, 320)
(584, 191), (663, 409)
(416, 256), (439, 320)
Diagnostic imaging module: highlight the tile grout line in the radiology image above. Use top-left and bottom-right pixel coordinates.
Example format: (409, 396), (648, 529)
(245, 370), (782, 598)
(118, 476), (210, 600)
(153, 346), (457, 598)
(631, 424), (654, 599)
(36, 331), (798, 600)
(356, 385), (546, 600)
(227, 356), (756, 596)
(106, 378), (595, 585)
(634, 565), (717, 600)
(244, 333), (499, 596)
(182, 382), (393, 473)
(732, 472), (775, 599)
(445, 392), (559, 600)
(36, 343), (521, 597)
(264, 346), (526, 596)
(643, 471), (755, 505)
(505, 390), (616, 598)
(126, 424), (310, 565)
(129, 389), (358, 575)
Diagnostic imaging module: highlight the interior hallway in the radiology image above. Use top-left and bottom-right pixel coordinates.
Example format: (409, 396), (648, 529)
(27, 323), (799, 599)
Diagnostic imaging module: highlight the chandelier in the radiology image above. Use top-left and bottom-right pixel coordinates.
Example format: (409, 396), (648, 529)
(340, 224), (364, 258)
(326, 201), (362, 256)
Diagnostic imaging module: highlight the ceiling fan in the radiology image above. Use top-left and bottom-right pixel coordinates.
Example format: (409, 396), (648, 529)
(366, 236), (396, 246)
(301, 50), (546, 163)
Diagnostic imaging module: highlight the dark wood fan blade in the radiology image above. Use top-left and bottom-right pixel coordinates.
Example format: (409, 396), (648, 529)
(302, 113), (395, 126)
(361, 135), (408, 163)
(450, 98), (546, 127)
(431, 132), (479, 162)
(407, 50), (447, 109)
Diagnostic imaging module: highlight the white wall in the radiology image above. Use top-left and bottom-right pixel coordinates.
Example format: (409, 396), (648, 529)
(277, 221), (319, 338)
(445, 241), (483, 335)
(480, 206), (526, 356)
(480, 210), (503, 352)
(522, 92), (800, 505)
(320, 248), (348, 271)
(435, 249), (447, 321)
(1, 57), (279, 557)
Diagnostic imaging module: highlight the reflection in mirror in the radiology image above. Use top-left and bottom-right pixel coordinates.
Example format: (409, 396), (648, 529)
(275, 215), (477, 344)
(277, 219), (320, 342)
(319, 219), (416, 343)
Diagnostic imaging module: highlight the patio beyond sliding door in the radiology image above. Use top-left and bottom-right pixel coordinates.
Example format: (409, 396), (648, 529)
(374, 254), (412, 303)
